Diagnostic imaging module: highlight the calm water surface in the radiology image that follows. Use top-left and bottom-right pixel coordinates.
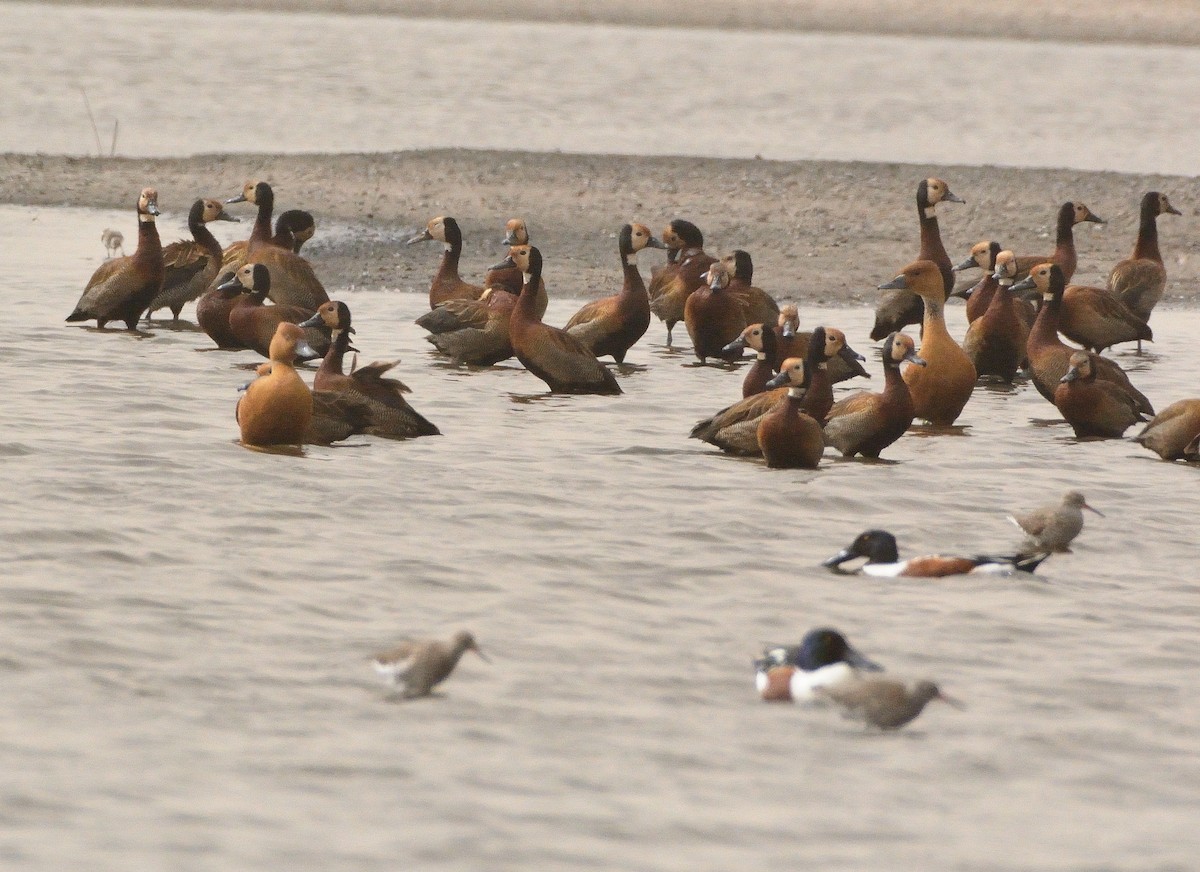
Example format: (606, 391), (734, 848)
(1, 204), (1199, 869)
(3, 2), (1200, 174)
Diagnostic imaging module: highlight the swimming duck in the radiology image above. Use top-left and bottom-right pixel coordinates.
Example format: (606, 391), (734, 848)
(1108, 191), (1182, 325)
(1058, 283), (1152, 352)
(299, 301), (441, 439)
(1008, 490), (1102, 553)
(235, 322), (315, 447)
(1133, 399), (1200, 461)
(648, 219), (716, 345)
(720, 250), (781, 328)
(1011, 263), (1154, 414)
(509, 246), (621, 394)
(146, 198), (240, 322)
(372, 630), (489, 699)
(407, 216), (485, 308)
(961, 244), (1028, 382)
(878, 260), (976, 425)
(823, 331), (924, 458)
(871, 178), (964, 340)
(67, 187), (164, 330)
(684, 260), (747, 363)
(754, 628), (883, 703)
(816, 676), (963, 730)
(221, 263), (329, 360)
(426, 288), (518, 366)
(1055, 350), (1148, 438)
(564, 223), (667, 362)
(722, 323), (779, 397)
(823, 529), (1050, 577)
(757, 356), (825, 469)
(486, 217), (532, 295)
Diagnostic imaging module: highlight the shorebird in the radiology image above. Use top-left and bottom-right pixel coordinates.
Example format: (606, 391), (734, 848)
(816, 676), (963, 730)
(1008, 491), (1102, 553)
(101, 227), (125, 260)
(371, 630), (489, 699)
(754, 627), (883, 702)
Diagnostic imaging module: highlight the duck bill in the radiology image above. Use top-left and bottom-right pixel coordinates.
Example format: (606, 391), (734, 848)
(953, 256), (979, 272)
(501, 231), (520, 245)
(216, 276), (245, 293)
(297, 312), (323, 329)
(904, 351), (928, 367)
(943, 191), (966, 204)
(225, 193), (247, 204)
(490, 255), (516, 271)
(216, 210), (241, 223)
(821, 547), (858, 568)
(721, 337), (748, 356)
(1085, 213), (1106, 224)
(764, 371), (790, 389)
(405, 229), (434, 245)
(1010, 275), (1036, 293)
(781, 323), (796, 338)
(646, 236), (669, 250)
(1059, 367), (1080, 384)
(845, 647), (883, 672)
(877, 276), (907, 291)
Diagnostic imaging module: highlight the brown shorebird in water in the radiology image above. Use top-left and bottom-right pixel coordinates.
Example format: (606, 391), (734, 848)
(817, 676), (963, 730)
(372, 630), (489, 699)
(1008, 490), (1103, 553)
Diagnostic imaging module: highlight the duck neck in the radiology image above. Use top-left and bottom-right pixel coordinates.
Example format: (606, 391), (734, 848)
(249, 189), (274, 247)
(620, 250), (647, 301)
(135, 214), (162, 263)
(920, 294), (951, 341)
(786, 385), (807, 402)
(1030, 290), (1062, 346)
(516, 270), (543, 323)
(440, 221), (464, 279)
(319, 329), (351, 377)
(1133, 202), (1163, 263)
(1052, 203), (1078, 278)
(917, 201), (952, 294)
(189, 206), (223, 263)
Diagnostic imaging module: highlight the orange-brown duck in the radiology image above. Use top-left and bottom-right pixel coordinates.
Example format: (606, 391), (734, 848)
(871, 178), (964, 341)
(722, 323), (779, 397)
(220, 207), (315, 276)
(236, 322), (315, 447)
(564, 223), (667, 363)
(427, 289), (518, 366)
(767, 305), (869, 384)
(509, 247), (621, 394)
(67, 187), (164, 330)
(649, 219), (716, 345)
(197, 278), (247, 349)
(824, 331), (924, 458)
(1011, 263), (1154, 414)
(221, 264), (329, 360)
(485, 218), (531, 295)
(956, 203), (1103, 286)
(962, 244), (1028, 382)
(300, 301), (440, 439)
(1108, 191), (1181, 324)
(146, 198), (240, 322)
(1133, 399), (1200, 461)
(878, 260), (975, 425)
(1054, 350), (1148, 438)
(684, 260), (747, 363)
(408, 216), (485, 308)
(757, 356), (824, 469)
(721, 250), (781, 328)
(1058, 282), (1152, 352)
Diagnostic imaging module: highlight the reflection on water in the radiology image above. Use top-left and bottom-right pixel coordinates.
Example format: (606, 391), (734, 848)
(2, 2), (1200, 173)
(1, 204), (1199, 870)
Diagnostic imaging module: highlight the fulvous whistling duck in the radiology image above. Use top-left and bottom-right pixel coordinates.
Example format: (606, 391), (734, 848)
(754, 628), (882, 703)
(146, 198), (240, 322)
(300, 301), (440, 439)
(824, 331), (924, 458)
(649, 219), (716, 345)
(871, 178), (964, 341)
(221, 264), (329, 360)
(722, 323), (779, 397)
(1108, 191), (1182, 325)
(878, 260), (976, 426)
(236, 322), (315, 447)
(720, 250), (781, 328)
(1058, 283), (1152, 352)
(1133, 399), (1200, 461)
(815, 677), (963, 731)
(1007, 490), (1102, 554)
(407, 216), (485, 308)
(823, 529), (1050, 577)
(961, 244), (1028, 382)
(757, 355), (825, 469)
(509, 246), (621, 394)
(684, 260), (747, 363)
(1011, 263), (1154, 414)
(564, 223), (667, 362)
(1055, 350), (1148, 438)
(372, 630), (489, 699)
(67, 187), (164, 330)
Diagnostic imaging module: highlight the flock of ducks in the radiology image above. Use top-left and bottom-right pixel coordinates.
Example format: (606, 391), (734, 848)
(64, 174), (1197, 725)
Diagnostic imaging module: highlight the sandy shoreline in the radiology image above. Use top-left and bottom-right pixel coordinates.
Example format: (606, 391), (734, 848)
(27, 0), (1200, 46)
(3, 150), (1196, 307)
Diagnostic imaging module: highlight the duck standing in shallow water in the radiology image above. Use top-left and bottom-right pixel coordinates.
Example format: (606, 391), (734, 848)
(147, 197), (240, 322)
(823, 529), (1049, 577)
(67, 187), (164, 330)
(754, 628), (883, 703)
(1008, 490), (1102, 553)
(509, 247), (621, 395)
(757, 354), (825, 469)
(1134, 399), (1200, 461)
(817, 676), (963, 730)
(878, 260), (975, 426)
(722, 323), (779, 397)
(408, 216), (485, 308)
(685, 260), (747, 363)
(372, 630), (489, 699)
(1108, 191), (1182, 329)
(823, 331), (924, 459)
(649, 219), (716, 346)
(236, 322), (315, 447)
(564, 223), (667, 362)
(958, 243), (1028, 382)
(1055, 351), (1148, 438)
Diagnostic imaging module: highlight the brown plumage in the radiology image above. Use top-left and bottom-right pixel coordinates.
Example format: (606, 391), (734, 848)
(769, 305), (870, 384)
(509, 247), (621, 394)
(236, 322), (314, 447)
(1012, 263), (1154, 415)
(962, 245), (1028, 382)
(222, 264), (329, 360)
(824, 331), (923, 458)
(684, 260), (747, 363)
(407, 216), (485, 308)
(427, 289), (518, 366)
(817, 677), (962, 731)
(1059, 283), (1152, 352)
(1008, 490), (1102, 553)
(485, 218), (531, 295)
(1055, 350), (1147, 438)
(372, 630), (488, 699)
(301, 301), (440, 439)
(564, 223), (666, 362)
(879, 260), (976, 426)
(1134, 399), (1200, 461)
(722, 323), (779, 397)
(66, 187), (164, 330)
(220, 208), (315, 276)
(146, 198), (240, 322)
(971, 201), (1104, 284)
(197, 274), (247, 349)
(721, 250), (781, 328)
(871, 178), (964, 340)
(757, 356), (824, 469)
(649, 219), (716, 345)
(1108, 191), (1181, 323)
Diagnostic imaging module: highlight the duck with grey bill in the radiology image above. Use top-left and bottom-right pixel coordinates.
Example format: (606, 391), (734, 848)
(755, 627), (884, 703)
(372, 630), (489, 699)
(1007, 490), (1102, 554)
(816, 676), (964, 730)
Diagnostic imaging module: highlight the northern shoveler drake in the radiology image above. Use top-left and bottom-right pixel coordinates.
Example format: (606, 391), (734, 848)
(822, 530), (1049, 577)
(754, 628), (883, 702)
